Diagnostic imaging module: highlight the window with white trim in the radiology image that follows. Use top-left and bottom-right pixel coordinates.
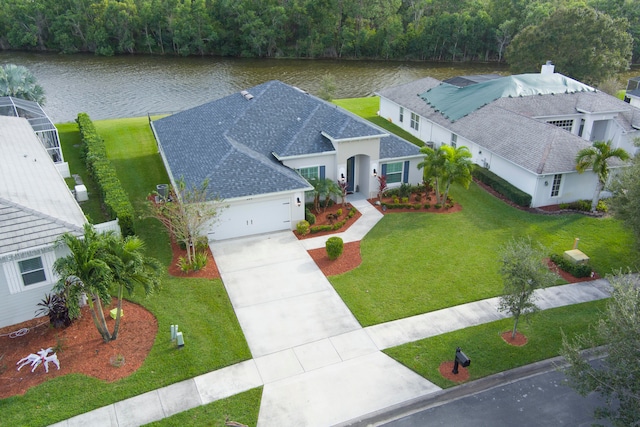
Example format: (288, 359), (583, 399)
(297, 166), (319, 180)
(399, 107), (404, 123)
(410, 112), (419, 131)
(18, 257), (46, 286)
(550, 174), (562, 197)
(547, 119), (573, 132)
(450, 133), (457, 148)
(385, 162), (403, 184)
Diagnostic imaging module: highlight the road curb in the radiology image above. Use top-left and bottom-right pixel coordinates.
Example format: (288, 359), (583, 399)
(338, 347), (606, 427)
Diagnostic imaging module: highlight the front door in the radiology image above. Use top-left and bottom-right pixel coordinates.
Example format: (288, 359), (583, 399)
(347, 156), (355, 193)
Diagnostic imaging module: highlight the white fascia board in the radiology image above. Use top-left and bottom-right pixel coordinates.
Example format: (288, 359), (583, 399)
(271, 150), (335, 162)
(223, 186), (314, 204)
(320, 131), (388, 143)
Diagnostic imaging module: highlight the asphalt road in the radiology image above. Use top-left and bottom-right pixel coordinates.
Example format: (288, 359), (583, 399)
(383, 366), (608, 427)
(345, 356), (612, 427)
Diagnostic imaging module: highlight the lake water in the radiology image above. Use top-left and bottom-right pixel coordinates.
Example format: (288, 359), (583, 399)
(1, 52), (637, 124)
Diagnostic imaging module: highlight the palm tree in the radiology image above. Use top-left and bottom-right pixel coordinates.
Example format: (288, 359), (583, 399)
(417, 145), (446, 203)
(53, 224), (113, 342)
(575, 140), (630, 212)
(105, 234), (161, 340)
(308, 177), (342, 213)
(54, 224), (161, 343)
(0, 64), (46, 104)
(440, 145), (474, 203)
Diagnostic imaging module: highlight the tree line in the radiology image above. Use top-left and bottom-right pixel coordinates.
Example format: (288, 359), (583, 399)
(0, 0), (638, 63)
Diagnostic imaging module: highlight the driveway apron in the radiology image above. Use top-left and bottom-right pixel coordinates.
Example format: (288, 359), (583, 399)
(211, 230), (440, 426)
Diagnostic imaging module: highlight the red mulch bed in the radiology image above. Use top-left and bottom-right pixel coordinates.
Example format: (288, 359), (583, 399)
(546, 259), (600, 283)
(308, 242), (362, 276)
(0, 299), (157, 399)
(167, 239), (220, 279)
(0, 240), (222, 399)
(439, 361), (470, 383)
(368, 191), (462, 214)
(501, 331), (528, 346)
(295, 203), (362, 240)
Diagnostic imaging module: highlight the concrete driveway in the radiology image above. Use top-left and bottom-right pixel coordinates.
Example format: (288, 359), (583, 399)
(211, 230), (441, 426)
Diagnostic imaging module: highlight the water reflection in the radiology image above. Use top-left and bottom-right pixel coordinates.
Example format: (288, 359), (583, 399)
(1, 52), (636, 124)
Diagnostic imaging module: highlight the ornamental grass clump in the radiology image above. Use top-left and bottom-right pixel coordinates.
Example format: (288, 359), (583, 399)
(326, 236), (344, 260)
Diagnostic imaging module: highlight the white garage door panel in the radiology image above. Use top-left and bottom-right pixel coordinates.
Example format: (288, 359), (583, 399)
(209, 198), (291, 240)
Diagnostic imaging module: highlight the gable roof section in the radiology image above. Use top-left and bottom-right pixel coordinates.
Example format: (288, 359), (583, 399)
(419, 73), (596, 122)
(0, 116), (85, 256)
(154, 80), (420, 200)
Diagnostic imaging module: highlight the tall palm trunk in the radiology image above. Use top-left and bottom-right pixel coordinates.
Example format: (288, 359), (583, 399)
(591, 180), (604, 212)
(111, 286), (125, 341)
(92, 294), (113, 342)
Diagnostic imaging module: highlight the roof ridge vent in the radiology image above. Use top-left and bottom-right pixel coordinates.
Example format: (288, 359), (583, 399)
(240, 90), (254, 100)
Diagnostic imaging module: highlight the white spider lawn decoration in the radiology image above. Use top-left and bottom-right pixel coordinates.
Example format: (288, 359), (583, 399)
(17, 347), (60, 373)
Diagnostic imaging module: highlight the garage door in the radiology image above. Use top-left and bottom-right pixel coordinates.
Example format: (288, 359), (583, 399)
(208, 198), (291, 241)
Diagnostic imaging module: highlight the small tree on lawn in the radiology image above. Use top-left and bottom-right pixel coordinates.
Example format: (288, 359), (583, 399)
(560, 274), (640, 426)
(147, 178), (224, 266)
(498, 237), (557, 339)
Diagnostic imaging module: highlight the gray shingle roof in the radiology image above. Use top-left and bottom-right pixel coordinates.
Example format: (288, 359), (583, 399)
(154, 80), (419, 200)
(0, 116), (85, 256)
(377, 76), (638, 174)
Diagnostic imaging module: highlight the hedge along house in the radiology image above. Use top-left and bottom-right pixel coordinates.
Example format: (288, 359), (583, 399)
(377, 63), (640, 208)
(0, 96), (69, 178)
(151, 80), (422, 241)
(0, 116), (87, 328)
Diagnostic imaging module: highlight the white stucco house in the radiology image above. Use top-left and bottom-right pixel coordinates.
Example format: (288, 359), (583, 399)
(151, 80), (423, 241)
(377, 63), (640, 208)
(0, 116), (87, 328)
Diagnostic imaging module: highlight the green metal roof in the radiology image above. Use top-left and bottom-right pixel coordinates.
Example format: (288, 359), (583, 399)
(419, 73), (596, 122)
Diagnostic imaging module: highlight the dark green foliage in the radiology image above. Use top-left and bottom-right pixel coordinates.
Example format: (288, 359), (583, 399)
(76, 113), (135, 236)
(550, 254), (593, 278)
(36, 293), (72, 329)
(398, 183), (412, 199)
(326, 237), (344, 260)
(348, 207), (356, 218)
(305, 208), (316, 225)
(310, 225), (333, 233)
(473, 167), (532, 207)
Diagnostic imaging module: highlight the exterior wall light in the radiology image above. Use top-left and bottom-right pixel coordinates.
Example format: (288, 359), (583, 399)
(296, 197), (301, 206)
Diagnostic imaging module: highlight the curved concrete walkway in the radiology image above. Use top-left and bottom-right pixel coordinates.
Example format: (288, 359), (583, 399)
(50, 197), (612, 427)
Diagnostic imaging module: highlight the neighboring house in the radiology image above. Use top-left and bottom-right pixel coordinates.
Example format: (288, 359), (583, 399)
(151, 80), (422, 241)
(0, 116), (87, 328)
(377, 63), (640, 208)
(0, 96), (69, 178)
(624, 76), (640, 109)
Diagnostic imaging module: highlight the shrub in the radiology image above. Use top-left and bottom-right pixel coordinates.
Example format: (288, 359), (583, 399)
(414, 194), (422, 202)
(393, 197), (400, 204)
(297, 220), (310, 235)
(348, 207), (356, 218)
(76, 113), (135, 236)
(401, 197), (409, 203)
(435, 203), (442, 209)
(398, 182), (412, 199)
(305, 208), (316, 225)
(424, 203), (431, 209)
(336, 208), (343, 216)
(472, 168), (532, 207)
(326, 236), (344, 260)
(310, 224), (333, 233)
(550, 254), (593, 278)
(596, 200), (608, 212)
(413, 203), (422, 209)
(177, 250), (209, 272)
(559, 203), (570, 209)
(36, 293), (72, 329)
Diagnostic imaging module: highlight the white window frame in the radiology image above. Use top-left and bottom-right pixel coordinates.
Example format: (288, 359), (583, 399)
(297, 166), (319, 181)
(385, 162), (403, 184)
(550, 174), (562, 197)
(399, 107), (404, 123)
(450, 133), (457, 148)
(410, 112), (419, 131)
(547, 119), (574, 132)
(18, 256), (48, 287)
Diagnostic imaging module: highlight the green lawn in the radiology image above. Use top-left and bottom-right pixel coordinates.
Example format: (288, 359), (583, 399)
(385, 299), (608, 389)
(0, 117), (252, 427)
(331, 182), (637, 327)
(145, 387), (263, 427)
(333, 97), (425, 147)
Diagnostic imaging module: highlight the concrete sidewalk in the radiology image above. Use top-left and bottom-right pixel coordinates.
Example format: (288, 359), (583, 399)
(50, 199), (613, 427)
